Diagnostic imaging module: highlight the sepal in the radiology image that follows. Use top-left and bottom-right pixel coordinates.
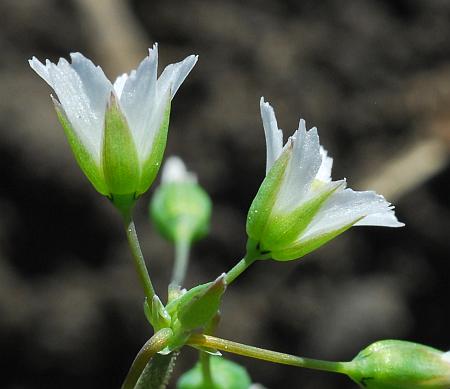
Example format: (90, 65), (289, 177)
(177, 275), (227, 331)
(246, 148), (290, 242)
(102, 92), (140, 199)
(144, 295), (172, 331)
(260, 181), (343, 254)
(53, 97), (108, 195)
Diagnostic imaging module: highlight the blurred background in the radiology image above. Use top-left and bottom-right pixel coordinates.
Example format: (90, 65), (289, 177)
(1, 0), (449, 388)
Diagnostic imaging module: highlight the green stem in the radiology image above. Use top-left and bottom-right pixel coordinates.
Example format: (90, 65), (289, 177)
(199, 313), (221, 387)
(225, 255), (258, 285)
(187, 334), (350, 375)
(200, 351), (214, 386)
(172, 238), (190, 286)
(124, 217), (156, 303)
(122, 328), (173, 389)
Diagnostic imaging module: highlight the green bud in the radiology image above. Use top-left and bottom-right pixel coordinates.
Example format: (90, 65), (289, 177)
(150, 156), (212, 243)
(177, 356), (252, 389)
(347, 340), (450, 389)
(177, 275), (226, 331)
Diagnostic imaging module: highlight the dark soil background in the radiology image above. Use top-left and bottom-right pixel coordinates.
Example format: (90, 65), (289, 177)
(0, 0), (449, 388)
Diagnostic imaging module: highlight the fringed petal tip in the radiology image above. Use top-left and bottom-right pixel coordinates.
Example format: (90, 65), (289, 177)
(354, 192), (405, 228)
(260, 97), (283, 174)
(317, 146), (333, 182)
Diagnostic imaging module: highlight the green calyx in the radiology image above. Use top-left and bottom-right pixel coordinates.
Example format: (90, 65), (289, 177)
(271, 219), (356, 261)
(177, 356), (252, 389)
(55, 93), (172, 213)
(261, 182), (341, 256)
(346, 340), (450, 389)
(102, 93), (140, 197)
(246, 148), (290, 242)
(150, 180), (212, 243)
(246, 142), (346, 262)
(53, 98), (109, 196)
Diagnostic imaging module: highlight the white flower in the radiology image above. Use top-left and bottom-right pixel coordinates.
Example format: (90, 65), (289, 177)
(246, 97), (404, 261)
(29, 44), (197, 205)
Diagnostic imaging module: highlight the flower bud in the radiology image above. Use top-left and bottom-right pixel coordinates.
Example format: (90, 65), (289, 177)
(346, 340), (450, 389)
(177, 274), (226, 332)
(177, 356), (252, 389)
(150, 157), (212, 243)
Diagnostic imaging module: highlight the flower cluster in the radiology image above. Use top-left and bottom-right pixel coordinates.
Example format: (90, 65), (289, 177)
(28, 45), (421, 389)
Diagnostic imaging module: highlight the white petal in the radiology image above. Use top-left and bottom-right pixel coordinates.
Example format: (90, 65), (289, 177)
(354, 212), (404, 227)
(113, 73), (128, 98)
(161, 156), (197, 184)
(300, 188), (404, 242)
(316, 146), (333, 182)
(275, 120), (322, 211)
(69, 53), (111, 110)
(260, 97), (283, 174)
(139, 86), (171, 162)
(118, 44), (158, 154)
(157, 54), (198, 98)
(139, 52), (197, 161)
(32, 56), (111, 163)
(29, 57), (52, 85)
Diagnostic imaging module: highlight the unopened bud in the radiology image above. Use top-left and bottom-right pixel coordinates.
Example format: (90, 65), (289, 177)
(346, 340), (450, 389)
(150, 156), (212, 243)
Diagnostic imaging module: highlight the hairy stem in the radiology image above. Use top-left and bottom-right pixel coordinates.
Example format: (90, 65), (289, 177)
(122, 328), (173, 389)
(187, 334), (350, 375)
(135, 352), (180, 389)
